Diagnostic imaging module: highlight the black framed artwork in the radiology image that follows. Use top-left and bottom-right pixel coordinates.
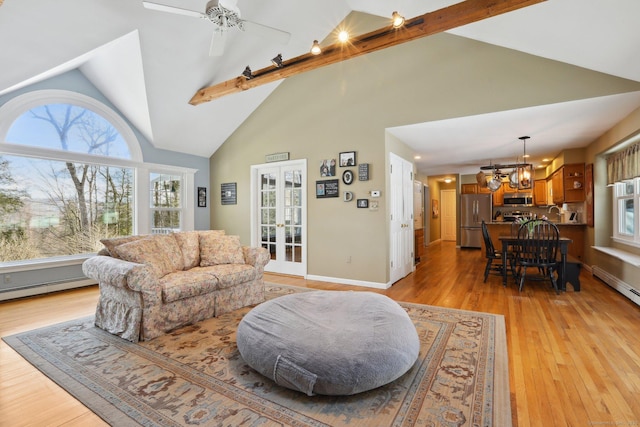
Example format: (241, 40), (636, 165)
(342, 169), (354, 185)
(316, 179), (339, 198)
(339, 151), (356, 167)
(197, 187), (207, 207)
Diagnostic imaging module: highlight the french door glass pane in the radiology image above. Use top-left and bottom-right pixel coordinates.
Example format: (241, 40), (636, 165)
(260, 173), (277, 260)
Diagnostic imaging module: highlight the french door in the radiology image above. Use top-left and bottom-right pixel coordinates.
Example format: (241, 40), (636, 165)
(251, 160), (307, 276)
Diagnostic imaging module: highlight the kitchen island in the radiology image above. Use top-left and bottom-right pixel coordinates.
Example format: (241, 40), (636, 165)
(485, 222), (586, 261)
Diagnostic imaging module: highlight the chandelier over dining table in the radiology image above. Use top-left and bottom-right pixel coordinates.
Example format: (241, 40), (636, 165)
(477, 136), (534, 192)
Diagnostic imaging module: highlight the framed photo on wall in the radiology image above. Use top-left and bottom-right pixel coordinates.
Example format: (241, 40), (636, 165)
(339, 151), (356, 167)
(320, 159), (336, 176)
(316, 179), (339, 198)
(197, 187), (207, 207)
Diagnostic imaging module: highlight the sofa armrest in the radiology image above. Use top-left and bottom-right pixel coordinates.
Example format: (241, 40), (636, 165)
(82, 255), (161, 302)
(243, 246), (270, 270)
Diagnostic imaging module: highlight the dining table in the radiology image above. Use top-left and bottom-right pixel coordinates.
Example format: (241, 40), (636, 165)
(498, 235), (573, 291)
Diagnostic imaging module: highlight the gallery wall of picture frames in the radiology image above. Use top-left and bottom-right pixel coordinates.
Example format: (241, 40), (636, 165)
(316, 151), (375, 210)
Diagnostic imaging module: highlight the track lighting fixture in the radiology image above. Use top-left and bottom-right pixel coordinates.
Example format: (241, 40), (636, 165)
(242, 66), (253, 79)
(271, 54), (284, 68)
(391, 11), (405, 28)
(310, 40), (321, 55)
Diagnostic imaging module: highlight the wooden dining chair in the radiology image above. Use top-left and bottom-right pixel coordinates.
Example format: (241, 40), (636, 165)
(481, 220), (514, 283)
(513, 219), (561, 294)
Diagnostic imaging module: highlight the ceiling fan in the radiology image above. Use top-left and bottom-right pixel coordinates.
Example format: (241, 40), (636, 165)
(142, 0), (291, 56)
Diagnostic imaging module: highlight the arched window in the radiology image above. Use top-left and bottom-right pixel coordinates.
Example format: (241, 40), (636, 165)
(0, 90), (193, 263)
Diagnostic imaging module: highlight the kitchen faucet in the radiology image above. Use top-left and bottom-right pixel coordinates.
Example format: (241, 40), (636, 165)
(548, 205), (561, 221)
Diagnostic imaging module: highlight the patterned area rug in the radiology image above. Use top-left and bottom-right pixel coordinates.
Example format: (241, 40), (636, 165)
(3, 284), (511, 426)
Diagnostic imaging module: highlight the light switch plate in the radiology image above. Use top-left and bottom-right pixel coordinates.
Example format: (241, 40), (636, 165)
(371, 190), (380, 197)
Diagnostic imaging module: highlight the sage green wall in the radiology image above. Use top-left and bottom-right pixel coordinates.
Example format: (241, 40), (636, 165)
(210, 11), (640, 285)
(583, 105), (640, 291)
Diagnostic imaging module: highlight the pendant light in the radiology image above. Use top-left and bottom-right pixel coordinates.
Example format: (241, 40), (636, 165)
(517, 136), (533, 190)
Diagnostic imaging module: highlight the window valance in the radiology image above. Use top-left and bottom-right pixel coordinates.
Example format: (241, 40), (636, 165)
(607, 141), (640, 185)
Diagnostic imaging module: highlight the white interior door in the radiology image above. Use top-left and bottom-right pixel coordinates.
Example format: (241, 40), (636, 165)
(441, 189), (457, 241)
(251, 160), (307, 276)
(389, 153), (414, 284)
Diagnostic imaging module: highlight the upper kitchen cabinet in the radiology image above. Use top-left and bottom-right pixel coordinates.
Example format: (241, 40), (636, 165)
(493, 183), (505, 206)
(548, 163), (586, 204)
(563, 163), (585, 202)
(551, 168), (565, 204)
(533, 179), (547, 206)
(461, 184), (478, 194)
(462, 182), (503, 205)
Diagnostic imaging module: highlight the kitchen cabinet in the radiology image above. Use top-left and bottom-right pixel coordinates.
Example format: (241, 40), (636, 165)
(551, 168), (564, 204)
(549, 163), (585, 204)
(493, 183), (505, 206)
(478, 184), (491, 194)
(533, 179), (547, 206)
(461, 184), (478, 194)
(461, 182), (505, 205)
(563, 163), (585, 202)
(414, 228), (424, 264)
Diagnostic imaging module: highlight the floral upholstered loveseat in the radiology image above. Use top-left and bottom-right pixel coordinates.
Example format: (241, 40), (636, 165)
(82, 230), (270, 342)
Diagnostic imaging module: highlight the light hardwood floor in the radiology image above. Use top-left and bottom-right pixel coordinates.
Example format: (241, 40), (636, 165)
(1, 241), (640, 426)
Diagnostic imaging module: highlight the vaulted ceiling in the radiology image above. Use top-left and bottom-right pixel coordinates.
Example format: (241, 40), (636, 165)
(1, 0), (640, 176)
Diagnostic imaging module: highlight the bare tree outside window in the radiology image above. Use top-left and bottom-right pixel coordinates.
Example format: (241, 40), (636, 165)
(1, 104), (134, 261)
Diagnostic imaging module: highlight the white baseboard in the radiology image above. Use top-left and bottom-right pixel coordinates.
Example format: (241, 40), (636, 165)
(0, 278), (96, 301)
(592, 266), (640, 307)
(305, 274), (391, 289)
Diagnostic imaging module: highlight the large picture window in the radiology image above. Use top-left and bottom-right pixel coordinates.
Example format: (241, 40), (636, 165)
(0, 90), (193, 263)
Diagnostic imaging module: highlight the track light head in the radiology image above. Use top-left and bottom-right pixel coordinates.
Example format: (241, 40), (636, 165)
(242, 65), (253, 79)
(392, 11), (405, 28)
(310, 40), (321, 55)
(271, 54), (284, 68)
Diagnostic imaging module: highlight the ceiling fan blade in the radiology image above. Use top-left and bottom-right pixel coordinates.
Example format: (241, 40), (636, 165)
(142, 1), (206, 19)
(209, 30), (227, 56)
(242, 20), (291, 45)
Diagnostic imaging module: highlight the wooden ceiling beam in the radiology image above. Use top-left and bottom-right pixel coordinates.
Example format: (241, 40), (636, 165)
(189, 0), (546, 106)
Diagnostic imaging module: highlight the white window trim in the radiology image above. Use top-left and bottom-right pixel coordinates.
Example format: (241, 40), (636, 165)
(612, 178), (640, 247)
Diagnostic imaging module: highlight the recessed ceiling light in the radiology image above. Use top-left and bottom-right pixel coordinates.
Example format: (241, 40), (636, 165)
(444, 178), (452, 183)
(542, 158), (551, 162)
(338, 30), (349, 42)
(414, 155), (421, 159)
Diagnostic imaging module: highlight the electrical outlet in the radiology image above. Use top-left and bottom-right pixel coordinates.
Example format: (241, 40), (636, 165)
(371, 190), (381, 197)
(346, 256), (351, 263)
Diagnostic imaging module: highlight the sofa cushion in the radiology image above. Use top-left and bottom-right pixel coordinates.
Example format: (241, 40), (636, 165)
(159, 270), (220, 303)
(112, 238), (174, 278)
(194, 264), (257, 289)
(200, 234), (245, 266)
(152, 234), (185, 271)
(173, 230), (226, 269)
(100, 234), (149, 259)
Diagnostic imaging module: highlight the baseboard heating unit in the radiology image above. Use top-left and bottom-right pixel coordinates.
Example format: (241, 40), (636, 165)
(592, 266), (640, 307)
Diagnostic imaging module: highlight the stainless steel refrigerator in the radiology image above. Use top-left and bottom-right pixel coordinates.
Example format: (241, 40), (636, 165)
(460, 193), (492, 248)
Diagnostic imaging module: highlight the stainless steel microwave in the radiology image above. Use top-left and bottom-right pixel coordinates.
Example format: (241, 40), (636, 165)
(503, 193), (533, 207)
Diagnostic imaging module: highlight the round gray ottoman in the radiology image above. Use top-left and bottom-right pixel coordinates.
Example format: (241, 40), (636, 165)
(236, 290), (420, 396)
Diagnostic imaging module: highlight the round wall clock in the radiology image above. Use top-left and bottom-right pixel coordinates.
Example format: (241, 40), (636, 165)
(342, 170), (354, 185)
